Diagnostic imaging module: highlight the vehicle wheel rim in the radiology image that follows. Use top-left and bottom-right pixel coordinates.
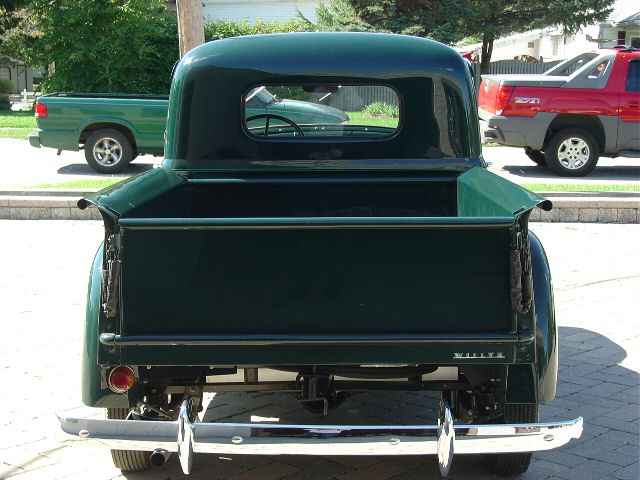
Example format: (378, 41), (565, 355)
(93, 138), (123, 166)
(557, 137), (590, 170)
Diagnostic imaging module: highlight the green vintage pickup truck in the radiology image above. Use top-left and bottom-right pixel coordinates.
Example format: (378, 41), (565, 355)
(28, 89), (348, 173)
(59, 33), (582, 477)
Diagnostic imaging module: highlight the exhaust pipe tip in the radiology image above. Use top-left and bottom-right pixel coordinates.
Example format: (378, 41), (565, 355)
(150, 448), (171, 467)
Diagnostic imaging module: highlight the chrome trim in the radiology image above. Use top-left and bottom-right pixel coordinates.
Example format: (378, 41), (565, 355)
(437, 401), (454, 476)
(177, 398), (195, 474)
(99, 332), (535, 346)
(58, 400), (583, 477)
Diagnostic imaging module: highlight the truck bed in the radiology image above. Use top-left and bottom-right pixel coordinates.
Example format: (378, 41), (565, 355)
(90, 167), (550, 366)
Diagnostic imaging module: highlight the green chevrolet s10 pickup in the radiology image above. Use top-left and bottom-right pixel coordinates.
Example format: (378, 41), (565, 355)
(58, 33), (582, 477)
(28, 88), (348, 173)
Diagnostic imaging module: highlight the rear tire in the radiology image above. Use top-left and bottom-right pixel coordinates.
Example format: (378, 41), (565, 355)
(84, 128), (134, 174)
(106, 408), (152, 472)
(487, 403), (538, 475)
(546, 129), (599, 177)
(524, 148), (546, 166)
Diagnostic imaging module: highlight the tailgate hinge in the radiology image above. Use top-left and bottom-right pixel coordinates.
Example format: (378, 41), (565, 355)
(102, 231), (122, 318)
(510, 222), (533, 316)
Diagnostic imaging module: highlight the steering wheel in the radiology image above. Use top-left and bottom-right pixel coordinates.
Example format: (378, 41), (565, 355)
(246, 114), (304, 137)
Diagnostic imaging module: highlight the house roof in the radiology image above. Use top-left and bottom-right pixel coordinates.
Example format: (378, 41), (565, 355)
(614, 11), (640, 26)
(607, 0), (639, 25)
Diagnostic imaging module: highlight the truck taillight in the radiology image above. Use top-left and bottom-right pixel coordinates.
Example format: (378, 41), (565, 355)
(107, 366), (136, 393)
(35, 102), (47, 119)
(495, 84), (515, 115)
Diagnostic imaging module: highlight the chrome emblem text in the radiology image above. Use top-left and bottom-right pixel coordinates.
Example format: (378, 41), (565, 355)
(514, 97), (540, 104)
(454, 352), (505, 359)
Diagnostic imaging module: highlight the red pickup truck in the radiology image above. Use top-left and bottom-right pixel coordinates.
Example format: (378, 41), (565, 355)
(478, 48), (640, 176)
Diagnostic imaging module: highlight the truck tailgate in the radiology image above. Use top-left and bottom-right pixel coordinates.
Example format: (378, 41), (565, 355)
(118, 220), (513, 337)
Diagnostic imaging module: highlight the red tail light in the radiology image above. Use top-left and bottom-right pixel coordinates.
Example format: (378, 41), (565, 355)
(108, 366), (136, 393)
(35, 102), (48, 119)
(495, 84), (515, 115)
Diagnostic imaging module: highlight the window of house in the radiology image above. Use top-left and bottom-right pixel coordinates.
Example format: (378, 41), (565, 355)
(618, 31), (627, 46)
(631, 37), (640, 49)
(527, 41), (535, 49)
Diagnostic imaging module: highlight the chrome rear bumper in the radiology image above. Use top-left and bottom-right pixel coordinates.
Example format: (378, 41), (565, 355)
(59, 399), (582, 477)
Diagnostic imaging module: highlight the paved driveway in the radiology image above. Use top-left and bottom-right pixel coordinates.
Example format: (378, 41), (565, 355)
(0, 222), (638, 480)
(1, 138), (639, 189)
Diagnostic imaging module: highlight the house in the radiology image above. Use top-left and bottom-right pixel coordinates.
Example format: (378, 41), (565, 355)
(200, 0), (321, 24)
(166, 1), (320, 23)
(463, 0), (639, 63)
(597, 4), (640, 48)
(0, 57), (34, 93)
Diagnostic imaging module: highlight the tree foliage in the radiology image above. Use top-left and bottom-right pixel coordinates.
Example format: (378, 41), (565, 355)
(1, 1), (313, 93)
(1, 0), (179, 93)
(204, 18), (308, 41)
(308, 0), (615, 71)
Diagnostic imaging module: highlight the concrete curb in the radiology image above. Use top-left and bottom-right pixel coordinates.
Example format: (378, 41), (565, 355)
(1, 190), (638, 223)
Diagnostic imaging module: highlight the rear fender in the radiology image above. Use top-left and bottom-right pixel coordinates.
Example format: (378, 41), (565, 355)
(530, 231), (558, 403)
(76, 117), (138, 146)
(81, 243), (127, 408)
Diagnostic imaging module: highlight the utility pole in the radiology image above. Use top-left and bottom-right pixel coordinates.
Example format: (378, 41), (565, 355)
(176, 0), (205, 58)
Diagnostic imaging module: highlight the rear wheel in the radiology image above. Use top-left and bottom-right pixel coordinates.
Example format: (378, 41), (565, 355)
(487, 403), (538, 475)
(106, 408), (152, 472)
(84, 128), (134, 174)
(546, 129), (599, 177)
(524, 148), (546, 166)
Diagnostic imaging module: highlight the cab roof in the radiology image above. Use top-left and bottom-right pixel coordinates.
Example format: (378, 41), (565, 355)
(178, 32), (466, 79)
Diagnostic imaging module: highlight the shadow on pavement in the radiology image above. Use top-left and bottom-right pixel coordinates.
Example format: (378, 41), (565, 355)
(56, 162), (155, 177)
(502, 164), (640, 180)
(120, 326), (637, 479)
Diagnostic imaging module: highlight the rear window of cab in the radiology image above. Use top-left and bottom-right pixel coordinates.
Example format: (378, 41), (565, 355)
(243, 85), (400, 139)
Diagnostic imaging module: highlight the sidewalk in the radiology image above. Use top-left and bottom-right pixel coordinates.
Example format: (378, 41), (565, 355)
(0, 139), (638, 222)
(1, 189), (638, 222)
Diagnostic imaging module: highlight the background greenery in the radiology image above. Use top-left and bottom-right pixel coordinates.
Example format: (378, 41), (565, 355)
(0, 1), (309, 94)
(0, 0), (615, 92)
(302, 0), (615, 72)
(0, 110), (34, 136)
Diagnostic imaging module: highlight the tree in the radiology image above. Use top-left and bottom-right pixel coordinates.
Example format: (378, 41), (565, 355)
(176, 0), (204, 57)
(1, 0), (179, 93)
(307, 0), (615, 72)
(0, 0), (29, 63)
(450, 1), (615, 72)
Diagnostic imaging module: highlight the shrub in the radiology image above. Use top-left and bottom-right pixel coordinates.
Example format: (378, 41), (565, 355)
(362, 102), (399, 118)
(204, 18), (308, 42)
(0, 95), (11, 110)
(0, 79), (14, 95)
(2, 0), (179, 94)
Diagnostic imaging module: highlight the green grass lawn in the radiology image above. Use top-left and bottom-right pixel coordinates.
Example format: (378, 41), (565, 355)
(0, 110), (36, 138)
(346, 111), (398, 128)
(25, 178), (638, 193)
(26, 179), (122, 189)
(522, 183), (640, 193)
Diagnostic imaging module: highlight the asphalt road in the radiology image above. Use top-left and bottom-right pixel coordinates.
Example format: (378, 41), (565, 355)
(0, 221), (638, 480)
(0, 138), (639, 189)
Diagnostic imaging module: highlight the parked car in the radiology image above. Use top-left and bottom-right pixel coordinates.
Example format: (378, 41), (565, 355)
(58, 32), (582, 478)
(28, 88), (349, 174)
(478, 48), (640, 176)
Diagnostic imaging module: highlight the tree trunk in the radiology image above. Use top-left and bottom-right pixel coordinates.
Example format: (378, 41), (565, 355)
(480, 32), (495, 74)
(176, 0), (205, 58)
